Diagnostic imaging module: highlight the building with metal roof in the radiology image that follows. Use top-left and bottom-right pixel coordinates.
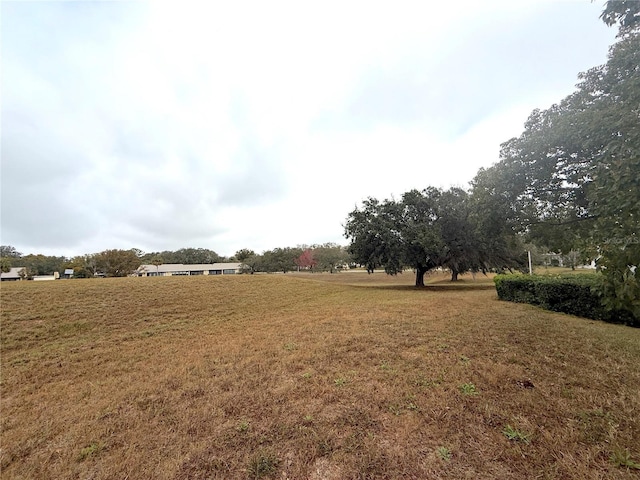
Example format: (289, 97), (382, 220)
(136, 263), (243, 277)
(0, 267), (26, 281)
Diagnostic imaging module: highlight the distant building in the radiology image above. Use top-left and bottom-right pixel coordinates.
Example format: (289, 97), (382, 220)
(0, 267), (26, 281)
(136, 263), (243, 277)
(541, 252), (564, 267)
(33, 272), (59, 281)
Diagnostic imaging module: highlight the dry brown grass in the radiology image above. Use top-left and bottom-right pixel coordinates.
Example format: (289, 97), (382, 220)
(2, 272), (639, 479)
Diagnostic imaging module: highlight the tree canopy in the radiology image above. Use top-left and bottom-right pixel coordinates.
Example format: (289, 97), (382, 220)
(140, 248), (222, 265)
(94, 249), (141, 277)
(600, 0), (640, 36)
(344, 187), (524, 286)
(471, 7), (639, 315)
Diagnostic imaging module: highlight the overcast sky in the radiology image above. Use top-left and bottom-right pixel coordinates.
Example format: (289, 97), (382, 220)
(1, 1), (618, 258)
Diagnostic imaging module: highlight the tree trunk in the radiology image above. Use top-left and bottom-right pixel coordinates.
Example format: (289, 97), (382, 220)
(415, 265), (428, 287)
(451, 270), (458, 282)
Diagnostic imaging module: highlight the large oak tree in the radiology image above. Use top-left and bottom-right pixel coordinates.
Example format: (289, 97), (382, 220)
(474, 4), (639, 315)
(345, 187), (524, 286)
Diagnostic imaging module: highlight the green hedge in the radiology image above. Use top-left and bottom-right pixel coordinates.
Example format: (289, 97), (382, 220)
(494, 274), (638, 327)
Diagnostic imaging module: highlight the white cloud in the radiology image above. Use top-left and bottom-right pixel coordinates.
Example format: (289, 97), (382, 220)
(1, 0), (617, 257)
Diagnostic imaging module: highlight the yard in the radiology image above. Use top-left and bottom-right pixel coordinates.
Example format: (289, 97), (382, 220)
(1, 272), (639, 479)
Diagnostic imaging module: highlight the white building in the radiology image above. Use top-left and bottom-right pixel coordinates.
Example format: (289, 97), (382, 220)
(136, 263), (243, 277)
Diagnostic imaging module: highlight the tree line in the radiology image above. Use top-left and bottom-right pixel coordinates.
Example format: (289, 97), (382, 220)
(1, 245), (158, 278)
(0, 244), (352, 278)
(237, 243), (350, 274)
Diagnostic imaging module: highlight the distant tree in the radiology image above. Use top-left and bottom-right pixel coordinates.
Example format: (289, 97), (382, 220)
(261, 247), (302, 273)
(150, 256), (163, 275)
(563, 250), (582, 271)
(343, 198), (388, 274)
(139, 251), (160, 263)
(170, 248), (221, 264)
(20, 254), (67, 276)
(1, 257), (11, 273)
(241, 253), (263, 274)
(235, 249), (256, 263)
(85, 254), (99, 277)
(0, 245), (21, 259)
(295, 249), (317, 271)
(18, 267), (29, 280)
(95, 249), (141, 277)
(312, 243), (348, 273)
(0, 245), (22, 269)
(64, 255), (95, 278)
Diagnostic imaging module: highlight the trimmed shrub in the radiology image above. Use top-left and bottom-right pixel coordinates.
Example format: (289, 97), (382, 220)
(494, 274), (638, 327)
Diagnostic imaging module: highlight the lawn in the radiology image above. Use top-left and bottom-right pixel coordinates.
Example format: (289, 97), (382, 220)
(2, 272), (639, 479)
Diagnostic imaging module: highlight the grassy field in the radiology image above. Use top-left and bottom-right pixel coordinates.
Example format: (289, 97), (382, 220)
(2, 272), (639, 479)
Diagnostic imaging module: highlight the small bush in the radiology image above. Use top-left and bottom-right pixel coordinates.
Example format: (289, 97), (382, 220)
(494, 274), (638, 327)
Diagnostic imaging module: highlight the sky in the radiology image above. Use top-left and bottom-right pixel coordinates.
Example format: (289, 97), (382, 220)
(1, 0), (618, 258)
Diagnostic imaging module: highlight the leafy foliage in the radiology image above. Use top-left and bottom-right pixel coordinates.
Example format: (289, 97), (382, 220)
(600, 0), (640, 36)
(20, 254), (67, 276)
(234, 249), (256, 263)
(311, 243), (350, 273)
(344, 197), (403, 275)
(1, 257), (11, 273)
(477, 22), (640, 315)
(598, 241), (640, 319)
(295, 248), (317, 271)
(0, 247), (67, 276)
(494, 274), (638, 326)
(260, 247), (303, 273)
(140, 247), (222, 265)
(0, 245), (21, 259)
(94, 249), (141, 277)
(64, 255), (98, 278)
(345, 187), (524, 286)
